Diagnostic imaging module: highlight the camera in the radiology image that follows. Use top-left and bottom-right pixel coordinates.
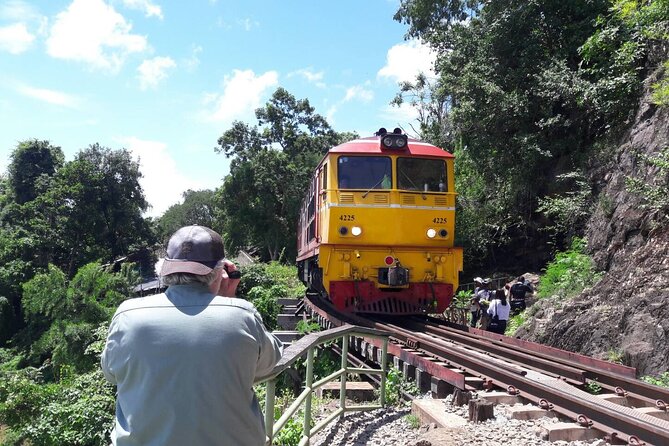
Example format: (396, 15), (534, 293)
(224, 265), (242, 279)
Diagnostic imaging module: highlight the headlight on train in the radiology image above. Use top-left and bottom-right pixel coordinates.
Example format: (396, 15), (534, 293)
(339, 226), (348, 236)
(351, 226), (362, 236)
(426, 228), (437, 238)
(439, 229), (448, 238)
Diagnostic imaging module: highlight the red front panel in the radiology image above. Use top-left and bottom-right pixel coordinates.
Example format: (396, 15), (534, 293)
(330, 280), (453, 314)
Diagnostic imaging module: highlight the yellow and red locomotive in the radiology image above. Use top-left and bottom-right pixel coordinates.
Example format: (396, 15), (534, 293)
(297, 128), (463, 314)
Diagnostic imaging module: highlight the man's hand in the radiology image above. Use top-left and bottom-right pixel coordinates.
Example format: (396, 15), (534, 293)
(217, 260), (241, 297)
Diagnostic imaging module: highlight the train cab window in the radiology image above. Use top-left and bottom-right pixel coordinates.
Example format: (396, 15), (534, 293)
(397, 158), (447, 192)
(338, 156), (392, 189)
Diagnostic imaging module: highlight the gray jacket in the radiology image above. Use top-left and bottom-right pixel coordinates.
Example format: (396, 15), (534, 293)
(101, 284), (283, 446)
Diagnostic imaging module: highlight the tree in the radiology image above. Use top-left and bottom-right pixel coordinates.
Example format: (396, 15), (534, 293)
(43, 144), (156, 275)
(155, 189), (221, 243)
(6, 140), (64, 205)
(216, 88), (354, 261)
(392, 0), (633, 268)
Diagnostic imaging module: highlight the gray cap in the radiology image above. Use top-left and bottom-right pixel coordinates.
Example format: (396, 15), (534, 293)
(160, 225), (225, 276)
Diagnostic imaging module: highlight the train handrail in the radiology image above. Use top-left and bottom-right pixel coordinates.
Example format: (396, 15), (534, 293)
(256, 324), (390, 446)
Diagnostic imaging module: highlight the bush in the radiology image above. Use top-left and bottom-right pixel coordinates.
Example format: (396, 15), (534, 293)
(505, 312), (526, 336)
(0, 368), (115, 446)
(383, 367), (419, 407)
(237, 263), (274, 299)
(248, 285), (284, 330)
(538, 238), (602, 299)
(641, 372), (669, 388)
(295, 319), (321, 335)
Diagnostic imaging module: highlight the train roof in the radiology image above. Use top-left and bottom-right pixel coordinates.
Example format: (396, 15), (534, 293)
(329, 136), (454, 158)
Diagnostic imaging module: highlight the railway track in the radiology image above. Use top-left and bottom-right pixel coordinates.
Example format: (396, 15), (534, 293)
(302, 294), (669, 445)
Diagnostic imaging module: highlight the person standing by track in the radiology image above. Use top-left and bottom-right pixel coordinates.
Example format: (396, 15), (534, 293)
(486, 289), (511, 335)
(101, 225), (283, 446)
(509, 275), (533, 314)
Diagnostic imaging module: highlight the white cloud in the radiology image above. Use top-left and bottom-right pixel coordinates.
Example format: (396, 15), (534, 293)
(344, 85), (373, 103)
(118, 0), (163, 19)
(204, 69), (278, 124)
(183, 44), (202, 71)
(289, 68), (326, 88)
(46, 0), (148, 72)
(380, 102), (419, 126)
(138, 56), (176, 90)
(237, 18), (258, 31)
(121, 136), (204, 217)
(0, 1), (41, 21)
(16, 83), (79, 108)
(378, 40), (436, 83)
(325, 105), (338, 126)
(0, 23), (35, 54)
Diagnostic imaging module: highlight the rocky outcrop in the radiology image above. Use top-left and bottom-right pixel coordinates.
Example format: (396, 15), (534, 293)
(518, 68), (669, 376)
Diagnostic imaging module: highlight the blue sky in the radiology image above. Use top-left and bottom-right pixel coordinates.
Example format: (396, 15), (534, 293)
(0, 0), (435, 216)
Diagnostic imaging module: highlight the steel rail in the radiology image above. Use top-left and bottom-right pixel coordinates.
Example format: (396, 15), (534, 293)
(418, 316), (669, 408)
(370, 320), (669, 446)
(303, 296), (669, 445)
(390, 317), (587, 385)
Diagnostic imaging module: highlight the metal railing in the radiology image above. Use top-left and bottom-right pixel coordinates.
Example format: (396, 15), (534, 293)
(256, 324), (389, 446)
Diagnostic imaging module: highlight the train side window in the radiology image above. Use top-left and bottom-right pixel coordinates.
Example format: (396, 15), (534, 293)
(397, 158), (447, 192)
(338, 156), (391, 189)
(321, 164), (327, 190)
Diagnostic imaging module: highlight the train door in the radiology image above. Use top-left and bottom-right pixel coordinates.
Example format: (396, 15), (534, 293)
(316, 163), (327, 241)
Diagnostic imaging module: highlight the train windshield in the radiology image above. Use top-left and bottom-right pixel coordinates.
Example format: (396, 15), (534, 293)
(397, 158), (447, 192)
(338, 156), (391, 189)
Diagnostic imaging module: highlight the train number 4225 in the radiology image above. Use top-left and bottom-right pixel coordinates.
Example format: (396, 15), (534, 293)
(432, 217), (448, 223)
(339, 214), (355, 221)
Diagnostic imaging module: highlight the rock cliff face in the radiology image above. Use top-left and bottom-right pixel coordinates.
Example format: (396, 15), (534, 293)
(518, 69), (669, 376)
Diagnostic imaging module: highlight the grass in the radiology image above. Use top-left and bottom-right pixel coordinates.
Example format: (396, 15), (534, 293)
(607, 349), (624, 364)
(641, 372), (669, 388)
(505, 312), (526, 336)
(538, 238), (602, 300)
(405, 414), (421, 429)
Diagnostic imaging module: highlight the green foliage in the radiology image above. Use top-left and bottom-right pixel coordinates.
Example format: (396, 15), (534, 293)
(384, 367), (419, 407)
(0, 368), (115, 446)
(295, 319), (321, 335)
(236, 262), (305, 329)
(505, 312), (526, 336)
(625, 146), (669, 211)
(21, 264), (68, 324)
(267, 389), (307, 446)
(44, 144), (155, 274)
(607, 348), (624, 364)
(641, 372), (669, 388)
(155, 189), (221, 243)
(6, 139), (64, 205)
(238, 261), (306, 298)
(537, 172), (592, 245)
(273, 415), (303, 446)
(393, 0), (668, 268)
(19, 262), (132, 372)
(652, 61), (669, 106)
(248, 285), (283, 331)
(0, 297), (15, 345)
(405, 414), (421, 429)
(538, 238), (602, 300)
(216, 88), (354, 261)
(452, 290), (471, 309)
(313, 348), (340, 381)
(585, 379), (602, 395)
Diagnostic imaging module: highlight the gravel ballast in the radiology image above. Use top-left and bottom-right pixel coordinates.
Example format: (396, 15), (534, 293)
(309, 394), (612, 446)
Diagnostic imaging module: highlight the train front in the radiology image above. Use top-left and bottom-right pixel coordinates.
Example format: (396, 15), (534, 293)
(318, 129), (463, 314)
